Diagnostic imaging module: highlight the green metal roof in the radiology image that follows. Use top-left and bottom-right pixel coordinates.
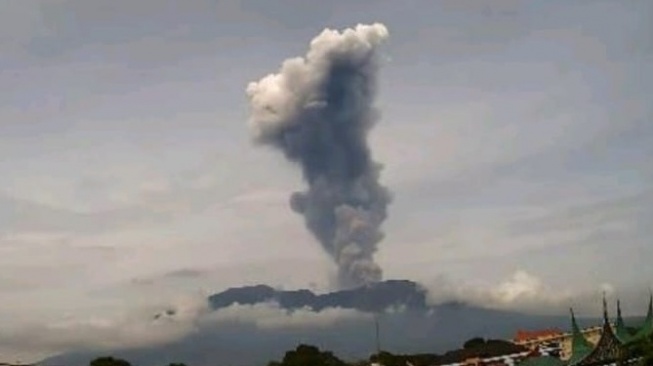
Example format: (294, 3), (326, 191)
(632, 294), (653, 342)
(615, 300), (634, 344)
(567, 308), (594, 366)
(565, 294), (652, 366)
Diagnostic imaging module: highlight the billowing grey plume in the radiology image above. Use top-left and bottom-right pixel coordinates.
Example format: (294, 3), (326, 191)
(246, 23), (391, 289)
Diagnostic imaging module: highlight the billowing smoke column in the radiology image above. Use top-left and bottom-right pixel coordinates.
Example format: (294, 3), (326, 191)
(246, 23), (391, 289)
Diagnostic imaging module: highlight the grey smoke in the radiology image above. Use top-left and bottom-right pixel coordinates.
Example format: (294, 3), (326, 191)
(246, 23), (391, 289)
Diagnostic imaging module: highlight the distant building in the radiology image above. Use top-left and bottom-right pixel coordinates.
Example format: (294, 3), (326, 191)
(434, 340), (532, 366)
(435, 350), (533, 366)
(512, 324), (603, 360)
(513, 328), (565, 358)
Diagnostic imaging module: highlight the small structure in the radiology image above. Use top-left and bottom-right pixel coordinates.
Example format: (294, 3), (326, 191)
(513, 328), (565, 358)
(436, 341), (532, 366)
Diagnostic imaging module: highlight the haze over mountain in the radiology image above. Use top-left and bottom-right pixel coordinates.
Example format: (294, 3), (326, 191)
(42, 279), (604, 366)
(37, 277), (651, 366)
(208, 279), (429, 313)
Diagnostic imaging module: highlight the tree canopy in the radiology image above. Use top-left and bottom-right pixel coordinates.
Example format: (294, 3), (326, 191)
(463, 337), (486, 349)
(370, 351), (439, 366)
(268, 344), (348, 366)
(89, 357), (132, 366)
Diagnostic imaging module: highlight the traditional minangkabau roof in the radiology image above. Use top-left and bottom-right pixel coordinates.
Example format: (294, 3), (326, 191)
(567, 308), (594, 366)
(615, 299), (634, 344)
(573, 294), (623, 366)
(632, 293), (653, 342)
(563, 292), (652, 366)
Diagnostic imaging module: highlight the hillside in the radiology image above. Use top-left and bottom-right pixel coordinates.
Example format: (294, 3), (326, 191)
(41, 280), (588, 366)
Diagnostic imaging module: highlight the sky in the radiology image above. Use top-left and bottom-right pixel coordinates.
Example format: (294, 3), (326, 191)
(1, 0), (652, 361)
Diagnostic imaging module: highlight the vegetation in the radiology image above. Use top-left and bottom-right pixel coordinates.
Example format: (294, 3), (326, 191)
(267, 344), (348, 366)
(86, 337), (525, 366)
(369, 351), (439, 366)
(625, 334), (653, 366)
(89, 357), (132, 366)
(88, 357), (188, 366)
(463, 337), (486, 349)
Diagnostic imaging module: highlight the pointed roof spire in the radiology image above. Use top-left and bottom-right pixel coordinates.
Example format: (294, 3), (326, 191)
(568, 307), (593, 366)
(571, 307), (579, 331)
(632, 290), (653, 341)
(615, 299), (632, 344)
(641, 291), (653, 331)
(646, 289), (653, 318)
(641, 290), (652, 329)
(602, 291), (609, 324)
(571, 308), (586, 343)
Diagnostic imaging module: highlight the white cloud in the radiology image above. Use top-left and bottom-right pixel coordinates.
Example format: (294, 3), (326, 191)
(494, 270), (544, 303)
(0, 296), (374, 361)
(205, 302), (373, 330)
(425, 270), (645, 317)
(0, 293), (209, 362)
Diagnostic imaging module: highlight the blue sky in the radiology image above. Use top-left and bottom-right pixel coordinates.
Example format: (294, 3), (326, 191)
(1, 0), (652, 360)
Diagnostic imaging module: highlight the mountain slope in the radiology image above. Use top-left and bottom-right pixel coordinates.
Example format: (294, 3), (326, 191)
(207, 279), (428, 312)
(41, 280), (585, 366)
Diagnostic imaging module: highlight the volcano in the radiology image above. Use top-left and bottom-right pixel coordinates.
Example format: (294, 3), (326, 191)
(40, 280), (588, 366)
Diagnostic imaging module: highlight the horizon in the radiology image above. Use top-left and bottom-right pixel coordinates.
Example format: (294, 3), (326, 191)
(1, 0), (651, 363)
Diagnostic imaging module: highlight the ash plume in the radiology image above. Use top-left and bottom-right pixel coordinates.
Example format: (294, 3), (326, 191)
(245, 23), (391, 289)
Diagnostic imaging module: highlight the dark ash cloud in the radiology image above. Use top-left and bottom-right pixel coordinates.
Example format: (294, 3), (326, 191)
(246, 24), (391, 289)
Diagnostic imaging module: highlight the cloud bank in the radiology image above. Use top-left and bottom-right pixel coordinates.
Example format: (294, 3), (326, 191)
(422, 270), (629, 316)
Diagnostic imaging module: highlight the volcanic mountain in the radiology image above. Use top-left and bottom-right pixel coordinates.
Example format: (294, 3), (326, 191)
(41, 280), (583, 366)
(208, 279), (429, 313)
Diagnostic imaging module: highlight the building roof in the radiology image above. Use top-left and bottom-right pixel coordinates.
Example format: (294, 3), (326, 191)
(615, 299), (635, 344)
(614, 294), (653, 345)
(559, 293), (652, 366)
(567, 308), (594, 366)
(574, 296), (622, 366)
(632, 294), (653, 341)
(514, 329), (563, 343)
(436, 340), (529, 365)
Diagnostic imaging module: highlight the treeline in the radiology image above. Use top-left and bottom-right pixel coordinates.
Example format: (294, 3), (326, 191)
(84, 337), (526, 366)
(87, 357), (187, 366)
(75, 327), (653, 366)
(265, 333), (652, 366)
(266, 338), (525, 366)
(265, 343), (438, 366)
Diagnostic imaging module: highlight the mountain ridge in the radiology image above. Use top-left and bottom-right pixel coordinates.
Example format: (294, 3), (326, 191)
(41, 279), (592, 366)
(207, 279), (431, 313)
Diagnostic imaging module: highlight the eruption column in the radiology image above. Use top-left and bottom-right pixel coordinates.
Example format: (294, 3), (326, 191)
(246, 23), (391, 289)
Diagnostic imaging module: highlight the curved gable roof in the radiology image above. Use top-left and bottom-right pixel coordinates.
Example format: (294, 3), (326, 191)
(632, 294), (653, 341)
(568, 308), (594, 366)
(615, 300), (634, 344)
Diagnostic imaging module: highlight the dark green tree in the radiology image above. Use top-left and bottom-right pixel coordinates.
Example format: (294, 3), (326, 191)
(370, 351), (439, 366)
(463, 337), (486, 349)
(621, 334), (653, 366)
(635, 335), (653, 366)
(89, 356), (132, 366)
(270, 344), (347, 366)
